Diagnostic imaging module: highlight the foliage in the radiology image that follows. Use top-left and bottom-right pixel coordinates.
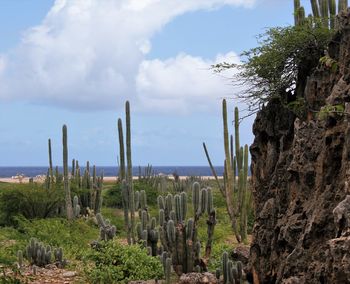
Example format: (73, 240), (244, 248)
(318, 104), (345, 119)
(84, 240), (163, 284)
(207, 242), (232, 272)
(287, 97), (307, 118)
(104, 180), (159, 208)
(319, 55), (339, 72)
(0, 184), (64, 225)
(213, 22), (334, 111)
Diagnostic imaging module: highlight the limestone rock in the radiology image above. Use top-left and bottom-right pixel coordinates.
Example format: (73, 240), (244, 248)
(249, 9), (350, 284)
(179, 272), (217, 284)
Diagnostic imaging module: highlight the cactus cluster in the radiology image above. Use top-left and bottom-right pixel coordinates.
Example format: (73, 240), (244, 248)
(157, 182), (216, 275)
(23, 238), (66, 268)
(96, 213), (117, 241)
(294, 0), (348, 28)
(45, 126), (104, 220)
(218, 252), (244, 284)
(204, 101), (250, 243)
(72, 161), (104, 215)
(136, 209), (159, 256)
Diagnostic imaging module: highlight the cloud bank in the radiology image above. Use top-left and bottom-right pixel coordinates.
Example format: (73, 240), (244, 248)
(0, 0), (253, 112)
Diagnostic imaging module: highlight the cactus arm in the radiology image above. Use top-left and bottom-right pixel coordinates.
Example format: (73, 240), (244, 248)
(202, 142), (225, 196)
(117, 118), (126, 181)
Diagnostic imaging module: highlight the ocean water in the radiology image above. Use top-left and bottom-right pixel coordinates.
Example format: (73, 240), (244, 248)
(0, 166), (226, 178)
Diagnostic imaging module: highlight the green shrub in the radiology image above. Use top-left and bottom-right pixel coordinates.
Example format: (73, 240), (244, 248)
(15, 217), (98, 260)
(85, 240), (163, 284)
(213, 22), (333, 110)
(0, 184), (64, 225)
(207, 242), (232, 272)
(104, 181), (159, 208)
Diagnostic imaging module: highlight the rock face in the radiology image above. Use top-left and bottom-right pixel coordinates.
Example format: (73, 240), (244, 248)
(249, 10), (350, 284)
(179, 272), (217, 284)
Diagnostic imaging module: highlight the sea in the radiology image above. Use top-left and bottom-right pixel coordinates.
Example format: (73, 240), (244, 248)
(0, 166), (226, 178)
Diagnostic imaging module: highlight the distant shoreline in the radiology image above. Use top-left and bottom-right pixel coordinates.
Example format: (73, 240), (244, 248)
(0, 175), (223, 184)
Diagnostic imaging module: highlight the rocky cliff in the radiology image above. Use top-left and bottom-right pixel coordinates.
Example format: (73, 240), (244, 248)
(249, 10), (350, 284)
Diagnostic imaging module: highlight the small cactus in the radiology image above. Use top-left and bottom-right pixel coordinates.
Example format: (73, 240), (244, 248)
(17, 250), (23, 268)
(24, 238), (66, 268)
(221, 251), (244, 284)
(96, 213), (117, 241)
(73, 195), (81, 218)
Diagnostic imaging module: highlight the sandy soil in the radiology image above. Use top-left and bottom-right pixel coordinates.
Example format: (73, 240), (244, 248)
(0, 175), (222, 184)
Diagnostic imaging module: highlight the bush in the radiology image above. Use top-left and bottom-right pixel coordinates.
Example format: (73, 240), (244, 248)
(104, 180), (159, 208)
(207, 242), (232, 272)
(85, 240), (163, 284)
(0, 184), (64, 225)
(213, 22), (333, 111)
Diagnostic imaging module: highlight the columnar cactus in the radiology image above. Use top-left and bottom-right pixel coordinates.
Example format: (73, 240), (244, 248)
(25, 238), (66, 268)
(204, 101), (250, 243)
(118, 101), (136, 245)
(62, 125), (74, 220)
(48, 139), (54, 189)
(158, 183), (216, 275)
(329, 0), (337, 28)
(118, 118), (126, 181)
(125, 101), (135, 243)
(17, 250), (23, 268)
(122, 180), (132, 244)
(294, 0), (348, 29)
(136, 209), (159, 256)
(71, 158), (75, 177)
(73, 195), (80, 218)
(96, 213), (117, 241)
(221, 251), (244, 284)
(160, 252), (172, 284)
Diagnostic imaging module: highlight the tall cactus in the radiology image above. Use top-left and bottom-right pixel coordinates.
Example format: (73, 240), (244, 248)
(117, 118), (126, 181)
(122, 180), (131, 244)
(48, 139), (54, 189)
(62, 125), (73, 220)
(203, 101), (250, 243)
(125, 101), (135, 243)
(223, 100), (240, 242)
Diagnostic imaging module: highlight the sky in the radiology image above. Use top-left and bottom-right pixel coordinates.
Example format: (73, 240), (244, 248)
(0, 0), (300, 167)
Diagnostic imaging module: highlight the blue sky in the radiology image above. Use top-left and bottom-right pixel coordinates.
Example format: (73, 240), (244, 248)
(0, 0), (298, 167)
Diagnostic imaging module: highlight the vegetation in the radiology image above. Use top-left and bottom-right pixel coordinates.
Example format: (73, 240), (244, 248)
(203, 101), (252, 243)
(0, 101), (254, 283)
(212, 0), (350, 113)
(84, 240), (163, 284)
(0, 184), (64, 225)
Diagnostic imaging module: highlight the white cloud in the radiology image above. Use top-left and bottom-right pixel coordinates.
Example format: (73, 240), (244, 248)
(0, 0), (254, 111)
(136, 52), (241, 114)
